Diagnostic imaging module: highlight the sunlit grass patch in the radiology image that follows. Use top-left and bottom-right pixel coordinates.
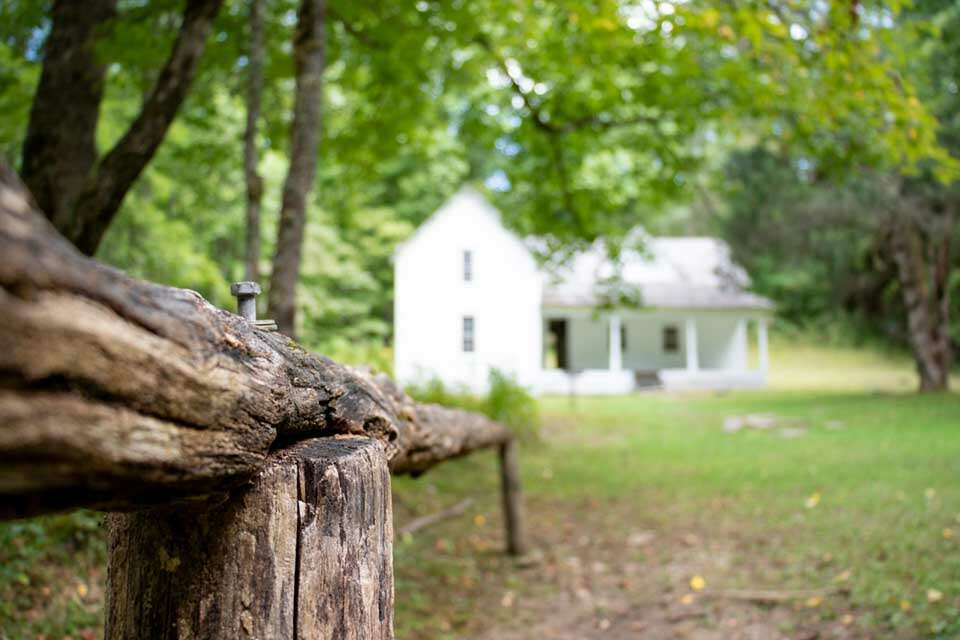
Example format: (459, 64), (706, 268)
(763, 334), (917, 392)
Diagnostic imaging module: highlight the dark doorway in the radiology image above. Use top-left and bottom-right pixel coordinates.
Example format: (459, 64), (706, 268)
(546, 319), (569, 370)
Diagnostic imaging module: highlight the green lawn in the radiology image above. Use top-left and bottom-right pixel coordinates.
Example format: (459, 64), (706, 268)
(392, 345), (960, 639)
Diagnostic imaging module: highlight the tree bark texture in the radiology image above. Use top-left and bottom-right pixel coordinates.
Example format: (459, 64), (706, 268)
(243, 0), (265, 283)
(889, 216), (953, 391)
(21, 0), (224, 256)
(371, 374), (513, 476)
(106, 437), (394, 640)
(0, 165), (512, 518)
(268, 0), (326, 337)
(21, 0), (117, 232)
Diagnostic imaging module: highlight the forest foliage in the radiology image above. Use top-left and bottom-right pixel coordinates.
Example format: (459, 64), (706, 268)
(707, 0), (960, 359)
(0, 0), (956, 362)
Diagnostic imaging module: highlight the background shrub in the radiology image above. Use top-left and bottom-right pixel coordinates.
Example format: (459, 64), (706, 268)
(407, 369), (540, 442)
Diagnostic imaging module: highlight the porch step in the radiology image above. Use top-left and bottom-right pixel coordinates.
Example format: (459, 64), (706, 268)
(633, 370), (662, 389)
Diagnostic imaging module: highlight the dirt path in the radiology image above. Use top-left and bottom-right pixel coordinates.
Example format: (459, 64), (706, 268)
(460, 505), (867, 640)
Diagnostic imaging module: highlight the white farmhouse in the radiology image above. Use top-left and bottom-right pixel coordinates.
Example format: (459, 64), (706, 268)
(393, 188), (773, 394)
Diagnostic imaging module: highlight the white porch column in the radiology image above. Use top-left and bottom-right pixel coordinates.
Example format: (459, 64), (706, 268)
(608, 314), (623, 371)
(757, 318), (769, 374)
(685, 317), (699, 372)
(735, 318), (748, 370)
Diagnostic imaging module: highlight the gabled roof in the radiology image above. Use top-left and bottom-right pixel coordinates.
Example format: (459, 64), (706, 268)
(398, 188), (773, 311)
(393, 186), (522, 260)
(542, 237), (774, 311)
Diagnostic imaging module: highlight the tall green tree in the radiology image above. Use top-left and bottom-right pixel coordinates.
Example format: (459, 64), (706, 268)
(717, 0), (960, 391)
(439, 0), (950, 249)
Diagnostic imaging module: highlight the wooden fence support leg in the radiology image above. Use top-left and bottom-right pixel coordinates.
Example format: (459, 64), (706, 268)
(498, 439), (528, 556)
(105, 437), (394, 640)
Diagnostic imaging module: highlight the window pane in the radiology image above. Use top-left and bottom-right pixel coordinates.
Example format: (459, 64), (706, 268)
(663, 326), (678, 353)
(463, 316), (475, 352)
(463, 250), (473, 282)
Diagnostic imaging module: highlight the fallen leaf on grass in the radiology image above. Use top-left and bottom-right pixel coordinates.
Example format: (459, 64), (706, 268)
(805, 492), (821, 509)
(473, 514), (486, 527)
(841, 614), (854, 625)
(680, 594), (695, 605)
(500, 591), (515, 608)
(690, 575), (706, 591)
(805, 596), (823, 608)
(927, 589), (944, 603)
(900, 600), (912, 612)
(833, 570), (852, 583)
(943, 528), (954, 540)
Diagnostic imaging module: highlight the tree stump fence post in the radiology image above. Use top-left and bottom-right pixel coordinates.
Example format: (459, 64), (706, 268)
(105, 438), (394, 640)
(498, 439), (528, 556)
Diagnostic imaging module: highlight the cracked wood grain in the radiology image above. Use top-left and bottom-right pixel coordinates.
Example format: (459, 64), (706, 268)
(106, 437), (393, 639)
(0, 164), (511, 519)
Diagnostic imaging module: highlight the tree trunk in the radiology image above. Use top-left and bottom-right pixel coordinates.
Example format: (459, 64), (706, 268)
(72, 0), (224, 255)
(889, 216), (953, 392)
(268, 0), (326, 337)
(20, 0), (117, 230)
(106, 437), (394, 639)
(21, 0), (224, 255)
(243, 0), (265, 283)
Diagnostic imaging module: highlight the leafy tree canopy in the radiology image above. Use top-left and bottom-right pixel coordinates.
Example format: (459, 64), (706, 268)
(0, 0), (954, 354)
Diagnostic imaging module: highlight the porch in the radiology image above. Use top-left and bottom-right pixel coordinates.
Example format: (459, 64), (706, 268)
(538, 309), (769, 394)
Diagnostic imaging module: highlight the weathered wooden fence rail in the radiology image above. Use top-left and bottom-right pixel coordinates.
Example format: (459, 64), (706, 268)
(0, 164), (527, 638)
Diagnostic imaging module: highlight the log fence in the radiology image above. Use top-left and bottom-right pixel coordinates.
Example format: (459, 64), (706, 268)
(0, 164), (527, 639)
